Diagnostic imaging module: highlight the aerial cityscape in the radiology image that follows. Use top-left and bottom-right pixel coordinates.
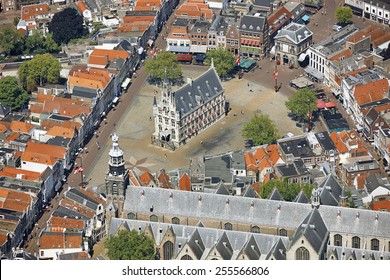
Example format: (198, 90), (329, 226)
(0, 0), (390, 261)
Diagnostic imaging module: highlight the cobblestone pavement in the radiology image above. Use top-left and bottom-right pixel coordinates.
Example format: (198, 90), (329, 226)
(86, 65), (303, 190)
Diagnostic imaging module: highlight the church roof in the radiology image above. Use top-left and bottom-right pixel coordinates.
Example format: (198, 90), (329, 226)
(174, 67), (223, 117)
(123, 186), (390, 239)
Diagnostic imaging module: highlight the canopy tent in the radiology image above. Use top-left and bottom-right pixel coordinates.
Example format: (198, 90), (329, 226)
(302, 15), (310, 22)
(240, 59), (256, 71)
(305, 66), (324, 82)
(298, 52), (308, 62)
(317, 100), (336, 109)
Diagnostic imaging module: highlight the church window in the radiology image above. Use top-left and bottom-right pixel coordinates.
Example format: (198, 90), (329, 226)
(181, 254), (193, 260)
(150, 214), (158, 222)
(334, 234), (342, 246)
(172, 217), (180, 224)
(127, 212), (136, 219)
(295, 247), (310, 260)
(279, 229), (287, 236)
(352, 236), (360, 249)
(371, 239), (379, 251)
(224, 223), (233, 230)
(163, 241), (174, 260)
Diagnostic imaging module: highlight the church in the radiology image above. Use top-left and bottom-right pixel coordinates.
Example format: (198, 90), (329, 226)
(152, 63), (226, 149)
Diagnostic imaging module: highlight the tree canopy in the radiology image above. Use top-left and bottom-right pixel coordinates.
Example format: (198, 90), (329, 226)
(0, 27), (24, 56)
(48, 7), (88, 45)
(18, 54), (62, 92)
(335, 6), (353, 23)
(144, 51), (182, 83)
(204, 48), (235, 78)
(285, 88), (317, 121)
(105, 230), (155, 260)
(241, 114), (279, 146)
(24, 31), (60, 55)
(260, 180), (314, 202)
(0, 77), (30, 110)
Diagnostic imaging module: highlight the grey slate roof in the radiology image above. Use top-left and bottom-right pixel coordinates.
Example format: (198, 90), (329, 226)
(315, 131), (336, 151)
(276, 159), (310, 177)
(278, 136), (314, 158)
(124, 186), (390, 239)
(241, 235), (261, 259)
(269, 188), (283, 201)
(274, 23), (313, 44)
(365, 173), (390, 194)
(108, 57), (125, 70)
(215, 232), (233, 260)
(242, 186), (258, 198)
(252, 0), (272, 7)
(215, 183), (230, 195)
(53, 206), (90, 221)
(318, 174), (343, 206)
(109, 218), (290, 260)
(66, 188), (100, 211)
(290, 208), (328, 253)
(0, 103), (11, 117)
(46, 136), (71, 147)
(174, 67), (223, 117)
(294, 191), (309, 204)
(72, 86), (97, 99)
(204, 153), (232, 184)
(327, 245), (390, 260)
(239, 15), (266, 32)
(187, 228), (205, 259)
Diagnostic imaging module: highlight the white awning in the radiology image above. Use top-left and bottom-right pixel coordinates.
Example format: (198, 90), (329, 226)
(121, 78), (131, 89)
(298, 52), (308, 62)
(270, 45), (276, 55)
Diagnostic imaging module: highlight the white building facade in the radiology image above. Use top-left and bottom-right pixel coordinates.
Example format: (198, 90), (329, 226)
(152, 65), (226, 149)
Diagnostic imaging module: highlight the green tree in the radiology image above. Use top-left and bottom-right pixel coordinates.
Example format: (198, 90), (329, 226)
(260, 180), (284, 199)
(261, 180), (314, 201)
(204, 48), (235, 78)
(0, 27), (24, 56)
(285, 88), (317, 121)
(0, 77), (30, 110)
(242, 114), (278, 146)
(301, 182), (314, 199)
(105, 230), (155, 260)
(18, 54), (62, 92)
(144, 51), (182, 83)
(335, 6), (353, 23)
(13, 16), (20, 27)
(48, 7), (88, 45)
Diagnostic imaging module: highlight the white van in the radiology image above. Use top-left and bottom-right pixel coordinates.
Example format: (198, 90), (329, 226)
(333, 25), (342, 32)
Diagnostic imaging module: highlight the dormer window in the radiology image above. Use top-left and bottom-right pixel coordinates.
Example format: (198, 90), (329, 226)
(24, 8), (29, 14)
(256, 26), (260, 31)
(249, 25), (253, 30)
(242, 24), (246, 29)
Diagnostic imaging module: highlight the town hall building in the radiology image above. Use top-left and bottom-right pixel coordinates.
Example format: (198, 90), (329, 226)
(152, 64), (226, 149)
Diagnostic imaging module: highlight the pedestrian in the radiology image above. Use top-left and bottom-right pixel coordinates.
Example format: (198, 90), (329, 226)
(247, 83), (250, 87)
(149, 116), (152, 121)
(164, 154), (167, 158)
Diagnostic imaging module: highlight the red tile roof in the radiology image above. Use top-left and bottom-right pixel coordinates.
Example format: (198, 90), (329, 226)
(329, 49), (353, 61)
(267, 6), (292, 34)
(77, 2), (88, 13)
(354, 79), (389, 106)
(371, 200), (390, 211)
(10, 121), (34, 133)
(244, 152), (257, 171)
(139, 171), (155, 186)
(49, 216), (84, 230)
(179, 173), (191, 191)
(330, 131), (348, 153)
(21, 4), (49, 21)
(0, 187), (34, 212)
(39, 232), (82, 249)
(254, 147), (267, 163)
(158, 171), (171, 189)
(0, 167), (41, 181)
(21, 141), (67, 165)
(46, 126), (75, 138)
(356, 175), (366, 190)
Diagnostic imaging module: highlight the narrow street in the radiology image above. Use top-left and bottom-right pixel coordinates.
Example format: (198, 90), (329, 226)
(23, 3), (182, 255)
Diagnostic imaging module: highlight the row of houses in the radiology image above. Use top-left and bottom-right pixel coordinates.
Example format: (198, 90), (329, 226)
(0, 0), (181, 258)
(162, 0), (311, 60)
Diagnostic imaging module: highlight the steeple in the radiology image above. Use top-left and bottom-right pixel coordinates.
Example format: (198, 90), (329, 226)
(108, 132), (125, 176)
(339, 187), (348, 207)
(311, 186), (320, 209)
(162, 68), (170, 93)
